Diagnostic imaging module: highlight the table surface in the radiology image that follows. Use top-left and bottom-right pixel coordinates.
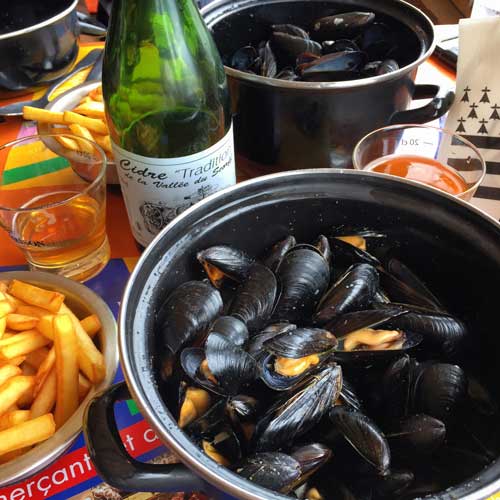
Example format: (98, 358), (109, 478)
(0, 42), (465, 500)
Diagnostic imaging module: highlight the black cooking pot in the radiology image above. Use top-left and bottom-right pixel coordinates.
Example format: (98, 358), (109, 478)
(84, 170), (500, 500)
(201, 0), (454, 170)
(0, 0), (79, 97)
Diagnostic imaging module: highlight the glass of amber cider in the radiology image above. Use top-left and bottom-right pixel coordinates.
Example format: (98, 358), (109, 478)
(0, 134), (110, 282)
(352, 124), (486, 201)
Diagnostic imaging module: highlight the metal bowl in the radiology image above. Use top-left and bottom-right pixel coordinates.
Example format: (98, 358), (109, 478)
(0, 270), (118, 487)
(38, 80), (119, 185)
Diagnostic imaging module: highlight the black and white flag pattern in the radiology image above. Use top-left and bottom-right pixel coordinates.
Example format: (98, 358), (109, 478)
(443, 16), (500, 220)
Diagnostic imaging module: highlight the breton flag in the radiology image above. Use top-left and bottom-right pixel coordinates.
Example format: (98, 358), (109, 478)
(444, 17), (500, 220)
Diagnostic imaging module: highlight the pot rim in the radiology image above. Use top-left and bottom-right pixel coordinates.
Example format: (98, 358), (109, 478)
(0, 0), (78, 41)
(120, 169), (500, 500)
(202, 0), (436, 90)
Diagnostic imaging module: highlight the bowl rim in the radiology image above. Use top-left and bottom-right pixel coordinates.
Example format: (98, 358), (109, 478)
(119, 168), (500, 500)
(202, 0), (436, 90)
(0, 270), (118, 488)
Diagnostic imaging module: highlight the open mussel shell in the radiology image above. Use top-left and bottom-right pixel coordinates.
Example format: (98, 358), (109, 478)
(272, 32), (322, 60)
(312, 11), (376, 41)
(386, 414), (446, 456)
(291, 443), (332, 480)
(329, 406), (391, 475)
(210, 427), (243, 465)
(177, 383), (212, 429)
(322, 38), (360, 54)
(184, 398), (227, 438)
(209, 316), (249, 347)
(206, 332), (259, 395)
(230, 46), (261, 73)
(272, 23), (310, 39)
(328, 235), (382, 266)
(260, 41), (278, 78)
(227, 395), (260, 423)
(314, 263), (379, 325)
(262, 235), (297, 272)
(229, 262), (278, 332)
(376, 302), (467, 356)
(180, 347), (225, 396)
(272, 247), (330, 324)
(256, 364), (343, 451)
(414, 363), (467, 422)
(263, 327), (337, 358)
(157, 281), (223, 376)
(313, 235), (332, 267)
(248, 323), (297, 359)
(197, 245), (253, 288)
(236, 451), (302, 493)
(299, 51), (366, 82)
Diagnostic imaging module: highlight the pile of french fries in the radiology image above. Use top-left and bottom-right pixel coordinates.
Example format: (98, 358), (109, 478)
(0, 279), (106, 464)
(22, 85), (113, 158)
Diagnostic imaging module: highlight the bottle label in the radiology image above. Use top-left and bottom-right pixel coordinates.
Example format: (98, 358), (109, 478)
(111, 125), (236, 247)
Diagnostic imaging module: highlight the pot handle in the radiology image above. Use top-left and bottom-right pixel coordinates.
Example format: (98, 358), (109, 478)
(389, 84), (455, 125)
(83, 382), (207, 493)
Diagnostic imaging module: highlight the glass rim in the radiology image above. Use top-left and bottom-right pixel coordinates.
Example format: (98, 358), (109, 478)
(352, 123), (487, 199)
(0, 133), (107, 213)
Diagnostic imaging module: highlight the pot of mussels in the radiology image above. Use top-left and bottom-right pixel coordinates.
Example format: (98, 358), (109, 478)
(85, 169), (500, 500)
(201, 0), (454, 171)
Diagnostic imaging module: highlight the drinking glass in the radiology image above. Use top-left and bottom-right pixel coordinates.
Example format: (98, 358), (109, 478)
(352, 124), (486, 201)
(0, 133), (110, 282)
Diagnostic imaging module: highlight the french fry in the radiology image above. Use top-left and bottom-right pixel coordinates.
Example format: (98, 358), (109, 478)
(80, 314), (101, 338)
(0, 332), (50, 360)
(0, 356), (26, 368)
(0, 365), (22, 387)
(31, 368), (56, 418)
(0, 410), (30, 431)
(73, 100), (105, 119)
(55, 135), (80, 151)
(16, 305), (51, 319)
(0, 300), (16, 318)
(0, 317), (5, 339)
(59, 304), (105, 384)
(0, 376), (35, 416)
(0, 414), (56, 456)
(68, 123), (96, 154)
(92, 133), (113, 154)
(34, 347), (55, 396)
(78, 374), (92, 402)
(5, 314), (38, 331)
(54, 315), (79, 428)
(8, 280), (64, 313)
(24, 346), (50, 369)
(0, 282), (7, 293)
(36, 314), (55, 340)
(88, 86), (103, 101)
(21, 363), (37, 376)
(22, 107), (65, 124)
(63, 111), (108, 135)
(0, 448), (28, 464)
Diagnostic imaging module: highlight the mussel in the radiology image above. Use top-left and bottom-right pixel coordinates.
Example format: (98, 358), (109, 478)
(312, 11), (376, 41)
(262, 235), (297, 272)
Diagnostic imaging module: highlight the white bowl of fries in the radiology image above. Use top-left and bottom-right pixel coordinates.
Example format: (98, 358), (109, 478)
(0, 271), (118, 486)
(25, 81), (120, 185)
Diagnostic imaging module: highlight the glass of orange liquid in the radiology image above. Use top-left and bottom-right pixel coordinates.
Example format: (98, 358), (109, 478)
(0, 133), (110, 282)
(352, 124), (486, 200)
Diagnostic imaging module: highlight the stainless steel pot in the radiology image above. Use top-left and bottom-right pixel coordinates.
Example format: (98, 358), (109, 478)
(201, 0), (454, 170)
(0, 0), (79, 97)
(85, 170), (500, 500)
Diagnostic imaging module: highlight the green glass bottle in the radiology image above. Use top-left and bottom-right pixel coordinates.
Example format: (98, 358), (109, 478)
(103, 0), (235, 246)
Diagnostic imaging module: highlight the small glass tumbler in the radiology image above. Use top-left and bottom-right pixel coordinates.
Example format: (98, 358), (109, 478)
(0, 133), (110, 282)
(352, 124), (486, 201)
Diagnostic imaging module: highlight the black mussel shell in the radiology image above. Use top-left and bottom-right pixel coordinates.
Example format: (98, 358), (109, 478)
(272, 32), (322, 60)
(256, 364), (343, 451)
(328, 235), (382, 266)
(272, 247), (330, 324)
(210, 427), (242, 464)
(227, 395), (260, 423)
(230, 46), (261, 73)
(197, 245), (253, 287)
(180, 347), (225, 396)
(206, 332), (259, 395)
(382, 257), (444, 311)
(260, 352), (313, 391)
(276, 68), (299, 81)
(329, 406), (391, 475)
(340, 378), (364, 412)
(312, 11), (376, 41)
(263, 327), (337, 358)
(185, 398), (227, 438)
(261, 41), (277, 78)
(157, 281), (223, 371)
(291, 443), (332, 477)
(313, 235), (332, 267)
(272, 23), (310, 39)
(300, 51), (366, 82)
(376, 303), (467, 356)
(377, 58), (399, 75)
(414, 363), (467, 422)
(314, 263), (379, 325)
(374, 470), (414, 497)
(262, 235), (296, 272)
(229, 263), (278, 332)
(358, 22), (396, 61)
(248, 323), (297, 359)
(387, 414), (446, 456)
(209, 316), (249, 347)
(324, 306), (408, 337)
(296, 52), (320, 67)
(322, 38), (360, 54)
(362, 60), (382, 76)
(236, 452), (301, 493)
